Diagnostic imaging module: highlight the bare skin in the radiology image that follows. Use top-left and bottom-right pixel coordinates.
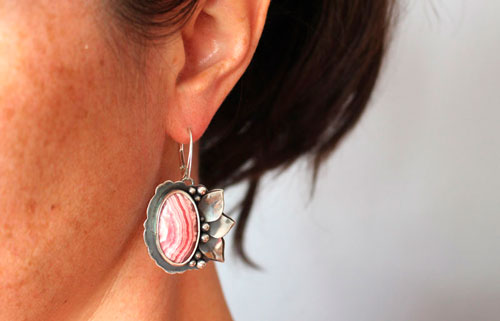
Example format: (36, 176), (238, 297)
(0, 0), (269, 320)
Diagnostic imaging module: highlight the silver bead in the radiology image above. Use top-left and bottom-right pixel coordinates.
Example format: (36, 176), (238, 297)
(196, 260), (206, 269)
(195, 251), (202, 260)
(202, 222), (210, 232)
(194, 195), (201, 202)
(201, 233), (210, 243)
(188, 187), (196, 195)
(189, 260), (196, 267)
(200, 216), (205, 222)
(197, 186), (207, 195)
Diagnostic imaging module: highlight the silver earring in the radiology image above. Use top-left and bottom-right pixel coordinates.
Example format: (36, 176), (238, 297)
(143, 128), (235, 274)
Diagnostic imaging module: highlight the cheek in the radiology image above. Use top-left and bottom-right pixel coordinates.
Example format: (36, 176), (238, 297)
(0, 3), (165, 314)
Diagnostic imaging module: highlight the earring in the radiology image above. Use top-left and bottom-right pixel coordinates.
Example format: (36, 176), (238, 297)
(143, 128), (235, 274)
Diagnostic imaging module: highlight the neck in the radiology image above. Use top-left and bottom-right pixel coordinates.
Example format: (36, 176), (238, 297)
(59, 141), (232, 321)
(79, 224), (233, 321)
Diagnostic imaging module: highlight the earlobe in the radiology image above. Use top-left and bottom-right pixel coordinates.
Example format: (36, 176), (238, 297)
(164, 0), (270, 144)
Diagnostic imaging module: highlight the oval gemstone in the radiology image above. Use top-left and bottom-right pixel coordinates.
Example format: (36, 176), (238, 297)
(157, 191), (199, 265)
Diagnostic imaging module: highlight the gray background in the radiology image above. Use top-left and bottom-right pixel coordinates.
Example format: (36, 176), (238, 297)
(218, 1), (500, 320)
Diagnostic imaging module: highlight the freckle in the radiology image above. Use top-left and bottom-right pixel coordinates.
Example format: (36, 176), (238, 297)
(46, 24), (54, 43)
(2, 108), (14, 121)
(2, 223), (13, 238)
(99, 59), (105, 66)
(50, 204), (57, 211)
(67, 84), (75, 95)
(26, 199), (37, 213)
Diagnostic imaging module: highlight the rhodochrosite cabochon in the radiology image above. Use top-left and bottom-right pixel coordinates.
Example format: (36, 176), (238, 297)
(158, 191), (199, 265)
(144, 181), (235, 274)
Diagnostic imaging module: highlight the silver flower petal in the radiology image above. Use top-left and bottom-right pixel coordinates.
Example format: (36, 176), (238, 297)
(199, 189), (224, 222)
(208, 214), (235, 238)
(199, 237), (225, 262)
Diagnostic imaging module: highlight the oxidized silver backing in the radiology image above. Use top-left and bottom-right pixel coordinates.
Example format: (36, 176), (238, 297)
(144, 180), (235, 274)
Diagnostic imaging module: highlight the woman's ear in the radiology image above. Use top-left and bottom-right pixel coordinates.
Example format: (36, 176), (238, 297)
(164, 0), (270, 143)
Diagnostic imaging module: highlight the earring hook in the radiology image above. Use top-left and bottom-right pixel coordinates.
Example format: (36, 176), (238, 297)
(179, 128), (194, 185)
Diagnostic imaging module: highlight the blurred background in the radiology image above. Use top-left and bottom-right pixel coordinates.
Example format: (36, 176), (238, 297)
(218, 0), (500, 320)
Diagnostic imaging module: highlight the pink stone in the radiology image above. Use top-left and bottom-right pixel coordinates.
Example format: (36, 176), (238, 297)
(157, 191), (199, 264)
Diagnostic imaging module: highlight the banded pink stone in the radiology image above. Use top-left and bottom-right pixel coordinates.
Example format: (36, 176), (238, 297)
(157, 191), (199, 265)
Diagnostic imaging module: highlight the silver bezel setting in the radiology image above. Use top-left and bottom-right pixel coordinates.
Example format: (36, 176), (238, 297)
(144, 180), (235, 274)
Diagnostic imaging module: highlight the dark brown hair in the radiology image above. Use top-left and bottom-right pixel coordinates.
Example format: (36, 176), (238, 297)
(115, 0), (396, 266)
